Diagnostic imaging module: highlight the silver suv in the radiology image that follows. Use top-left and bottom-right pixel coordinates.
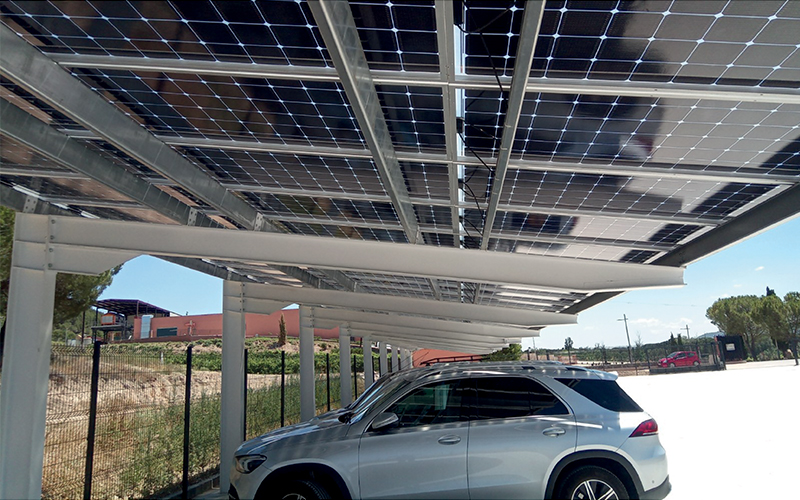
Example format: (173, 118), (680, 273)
(230, 361), (671, 500)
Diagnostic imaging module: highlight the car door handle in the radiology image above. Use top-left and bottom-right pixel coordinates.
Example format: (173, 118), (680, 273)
(437, 435), (462, 445)
(543, 427), (566, 437)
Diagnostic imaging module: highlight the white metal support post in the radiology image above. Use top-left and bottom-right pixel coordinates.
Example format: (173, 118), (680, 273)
(362, 335), (374, 386)
(299, 306), (316, 421)
(0, 233), (57, 500)
(220, 281), (246, 494)
(392, 347), (400, 372)
(339, 326), (352, 407)
(403, 349), (413, 370)
(379, 342), (389, 376)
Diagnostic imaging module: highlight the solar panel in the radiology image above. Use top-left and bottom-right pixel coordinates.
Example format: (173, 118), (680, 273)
(1, 0), (799, 322)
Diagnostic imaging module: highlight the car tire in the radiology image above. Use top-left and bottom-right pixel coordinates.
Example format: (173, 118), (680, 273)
(275, 480), (332, 500)
(693, 360), (700, 366)
(668, 362), (676, 368)
(556, 465), (629, 500)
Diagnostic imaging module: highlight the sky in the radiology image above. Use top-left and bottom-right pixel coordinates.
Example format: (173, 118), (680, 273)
(99, 215), (800, 350)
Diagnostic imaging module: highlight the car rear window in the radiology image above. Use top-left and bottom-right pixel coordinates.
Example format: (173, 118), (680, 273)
(555, 378), (642, 413)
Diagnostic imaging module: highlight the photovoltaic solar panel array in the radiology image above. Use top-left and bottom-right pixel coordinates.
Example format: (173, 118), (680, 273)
(1, 0), (799, 334)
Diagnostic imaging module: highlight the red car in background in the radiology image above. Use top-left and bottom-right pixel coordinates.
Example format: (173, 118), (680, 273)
(658, 351), (700, 368)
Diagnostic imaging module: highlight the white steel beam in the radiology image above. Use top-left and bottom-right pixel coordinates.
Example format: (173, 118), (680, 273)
(312, 320), (521, 348)
(308, 0), (443, 300)
(0, 214), (57, 499)
(49, 52), (800, 105)
(339, 326), (353, 407)
(50, 130), (798, 187)
(299, 306), (316, 421)
(314, 320), (521, 346)
(220, 281), (246, 495)
(308, 0), (421, 245)
(364, 332), (499, 354)
(0, 25), (260, 231)
(39, 215), (686, 292)
(308, 309), (531, 340)
(238, 283), (573, 327)
(0, 99), (216, 228)
(309, 0), (445, 300)
(0, 31), (357, 292)
(435, 0), (462, 244)
(480, 0), (545, 251)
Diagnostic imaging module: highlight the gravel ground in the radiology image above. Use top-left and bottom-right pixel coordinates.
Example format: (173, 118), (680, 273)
(618, 359), (799, 500)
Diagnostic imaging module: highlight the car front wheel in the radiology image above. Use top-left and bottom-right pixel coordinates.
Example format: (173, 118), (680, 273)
(668, 362), (676, 368)
(275, 480), (331, 500)
(556, 465), (629, 500)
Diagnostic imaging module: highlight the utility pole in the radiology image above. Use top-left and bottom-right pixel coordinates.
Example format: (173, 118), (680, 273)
(618, 314), (633, 364)
(681, 324), (690, 340)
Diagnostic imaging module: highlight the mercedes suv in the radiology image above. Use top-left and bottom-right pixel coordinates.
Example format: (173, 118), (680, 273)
(230, 361), (671, 500)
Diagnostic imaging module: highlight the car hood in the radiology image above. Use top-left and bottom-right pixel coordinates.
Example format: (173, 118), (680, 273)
(236, 408), (351, 456)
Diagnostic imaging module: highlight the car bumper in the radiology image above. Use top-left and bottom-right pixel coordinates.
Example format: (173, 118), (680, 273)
(641, 475), (671, 500)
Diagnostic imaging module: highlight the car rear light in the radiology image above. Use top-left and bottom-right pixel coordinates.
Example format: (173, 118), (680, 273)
(630, 418), (658, 437)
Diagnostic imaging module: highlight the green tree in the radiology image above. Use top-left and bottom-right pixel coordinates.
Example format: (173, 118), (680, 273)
(756, 292), (800, 366)
(487, 343), (522, 361)
(1, 206), (120, 333)
(278, 313), (287, 346)
(706, 295), (766, 359)
(564, 337), (573, 364)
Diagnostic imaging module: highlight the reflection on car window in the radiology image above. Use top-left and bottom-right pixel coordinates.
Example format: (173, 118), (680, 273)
(471, 377), (569, 419)
(555, 378), (642, 413)
(386, 380), (466, 428)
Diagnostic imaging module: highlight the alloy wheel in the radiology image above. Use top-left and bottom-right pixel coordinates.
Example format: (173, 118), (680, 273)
(570, 479), (620, 500)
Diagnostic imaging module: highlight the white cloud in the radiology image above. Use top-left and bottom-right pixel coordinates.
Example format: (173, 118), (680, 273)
(755, 266), (764, 272)
(631, 317), (661, 327)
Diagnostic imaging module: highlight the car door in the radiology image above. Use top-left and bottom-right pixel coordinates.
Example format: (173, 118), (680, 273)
(358, 378), (470, 499)
(466, 376), (576, 500)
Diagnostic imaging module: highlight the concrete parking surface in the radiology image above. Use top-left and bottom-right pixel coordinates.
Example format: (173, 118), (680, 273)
(618, 360), (799, 500)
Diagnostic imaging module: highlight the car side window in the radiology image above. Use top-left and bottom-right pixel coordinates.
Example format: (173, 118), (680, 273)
(385, 379), (466, 428)
(471, 377), (568, 420)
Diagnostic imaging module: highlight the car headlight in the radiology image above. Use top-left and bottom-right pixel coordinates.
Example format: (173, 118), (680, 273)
(235, 454), (267, 474)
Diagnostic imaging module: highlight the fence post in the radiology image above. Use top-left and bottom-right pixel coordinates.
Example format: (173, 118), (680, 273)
(83, 341), (102, 500)
(352, 354), (358, 399)
(280, 351), (286, 428)
(243, 348), (248, 442)
(182, 345), (193, 499)
(326, 353), (331, 412)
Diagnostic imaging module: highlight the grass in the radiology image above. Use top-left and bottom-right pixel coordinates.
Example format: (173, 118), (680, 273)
(43, 375), (346, 499)
(41, 344), (364, 499)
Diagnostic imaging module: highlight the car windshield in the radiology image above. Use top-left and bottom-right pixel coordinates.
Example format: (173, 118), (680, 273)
(346, 373), (411, 422)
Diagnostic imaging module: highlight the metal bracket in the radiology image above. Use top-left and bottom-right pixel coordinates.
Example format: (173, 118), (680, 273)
(187, 208), (199, 226)
(22, 195), (39, 214)
(254, 212), (266, 232)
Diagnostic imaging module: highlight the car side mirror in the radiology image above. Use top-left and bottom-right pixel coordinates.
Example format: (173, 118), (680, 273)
(371, 412), (399, 431)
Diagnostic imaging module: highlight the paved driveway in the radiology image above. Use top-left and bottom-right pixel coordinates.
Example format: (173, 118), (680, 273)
(618, 360), (799, 499)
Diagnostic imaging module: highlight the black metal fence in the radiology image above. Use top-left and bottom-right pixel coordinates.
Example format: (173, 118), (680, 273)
(42, 343), (354, 499)
(526, 340), (724, 374)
